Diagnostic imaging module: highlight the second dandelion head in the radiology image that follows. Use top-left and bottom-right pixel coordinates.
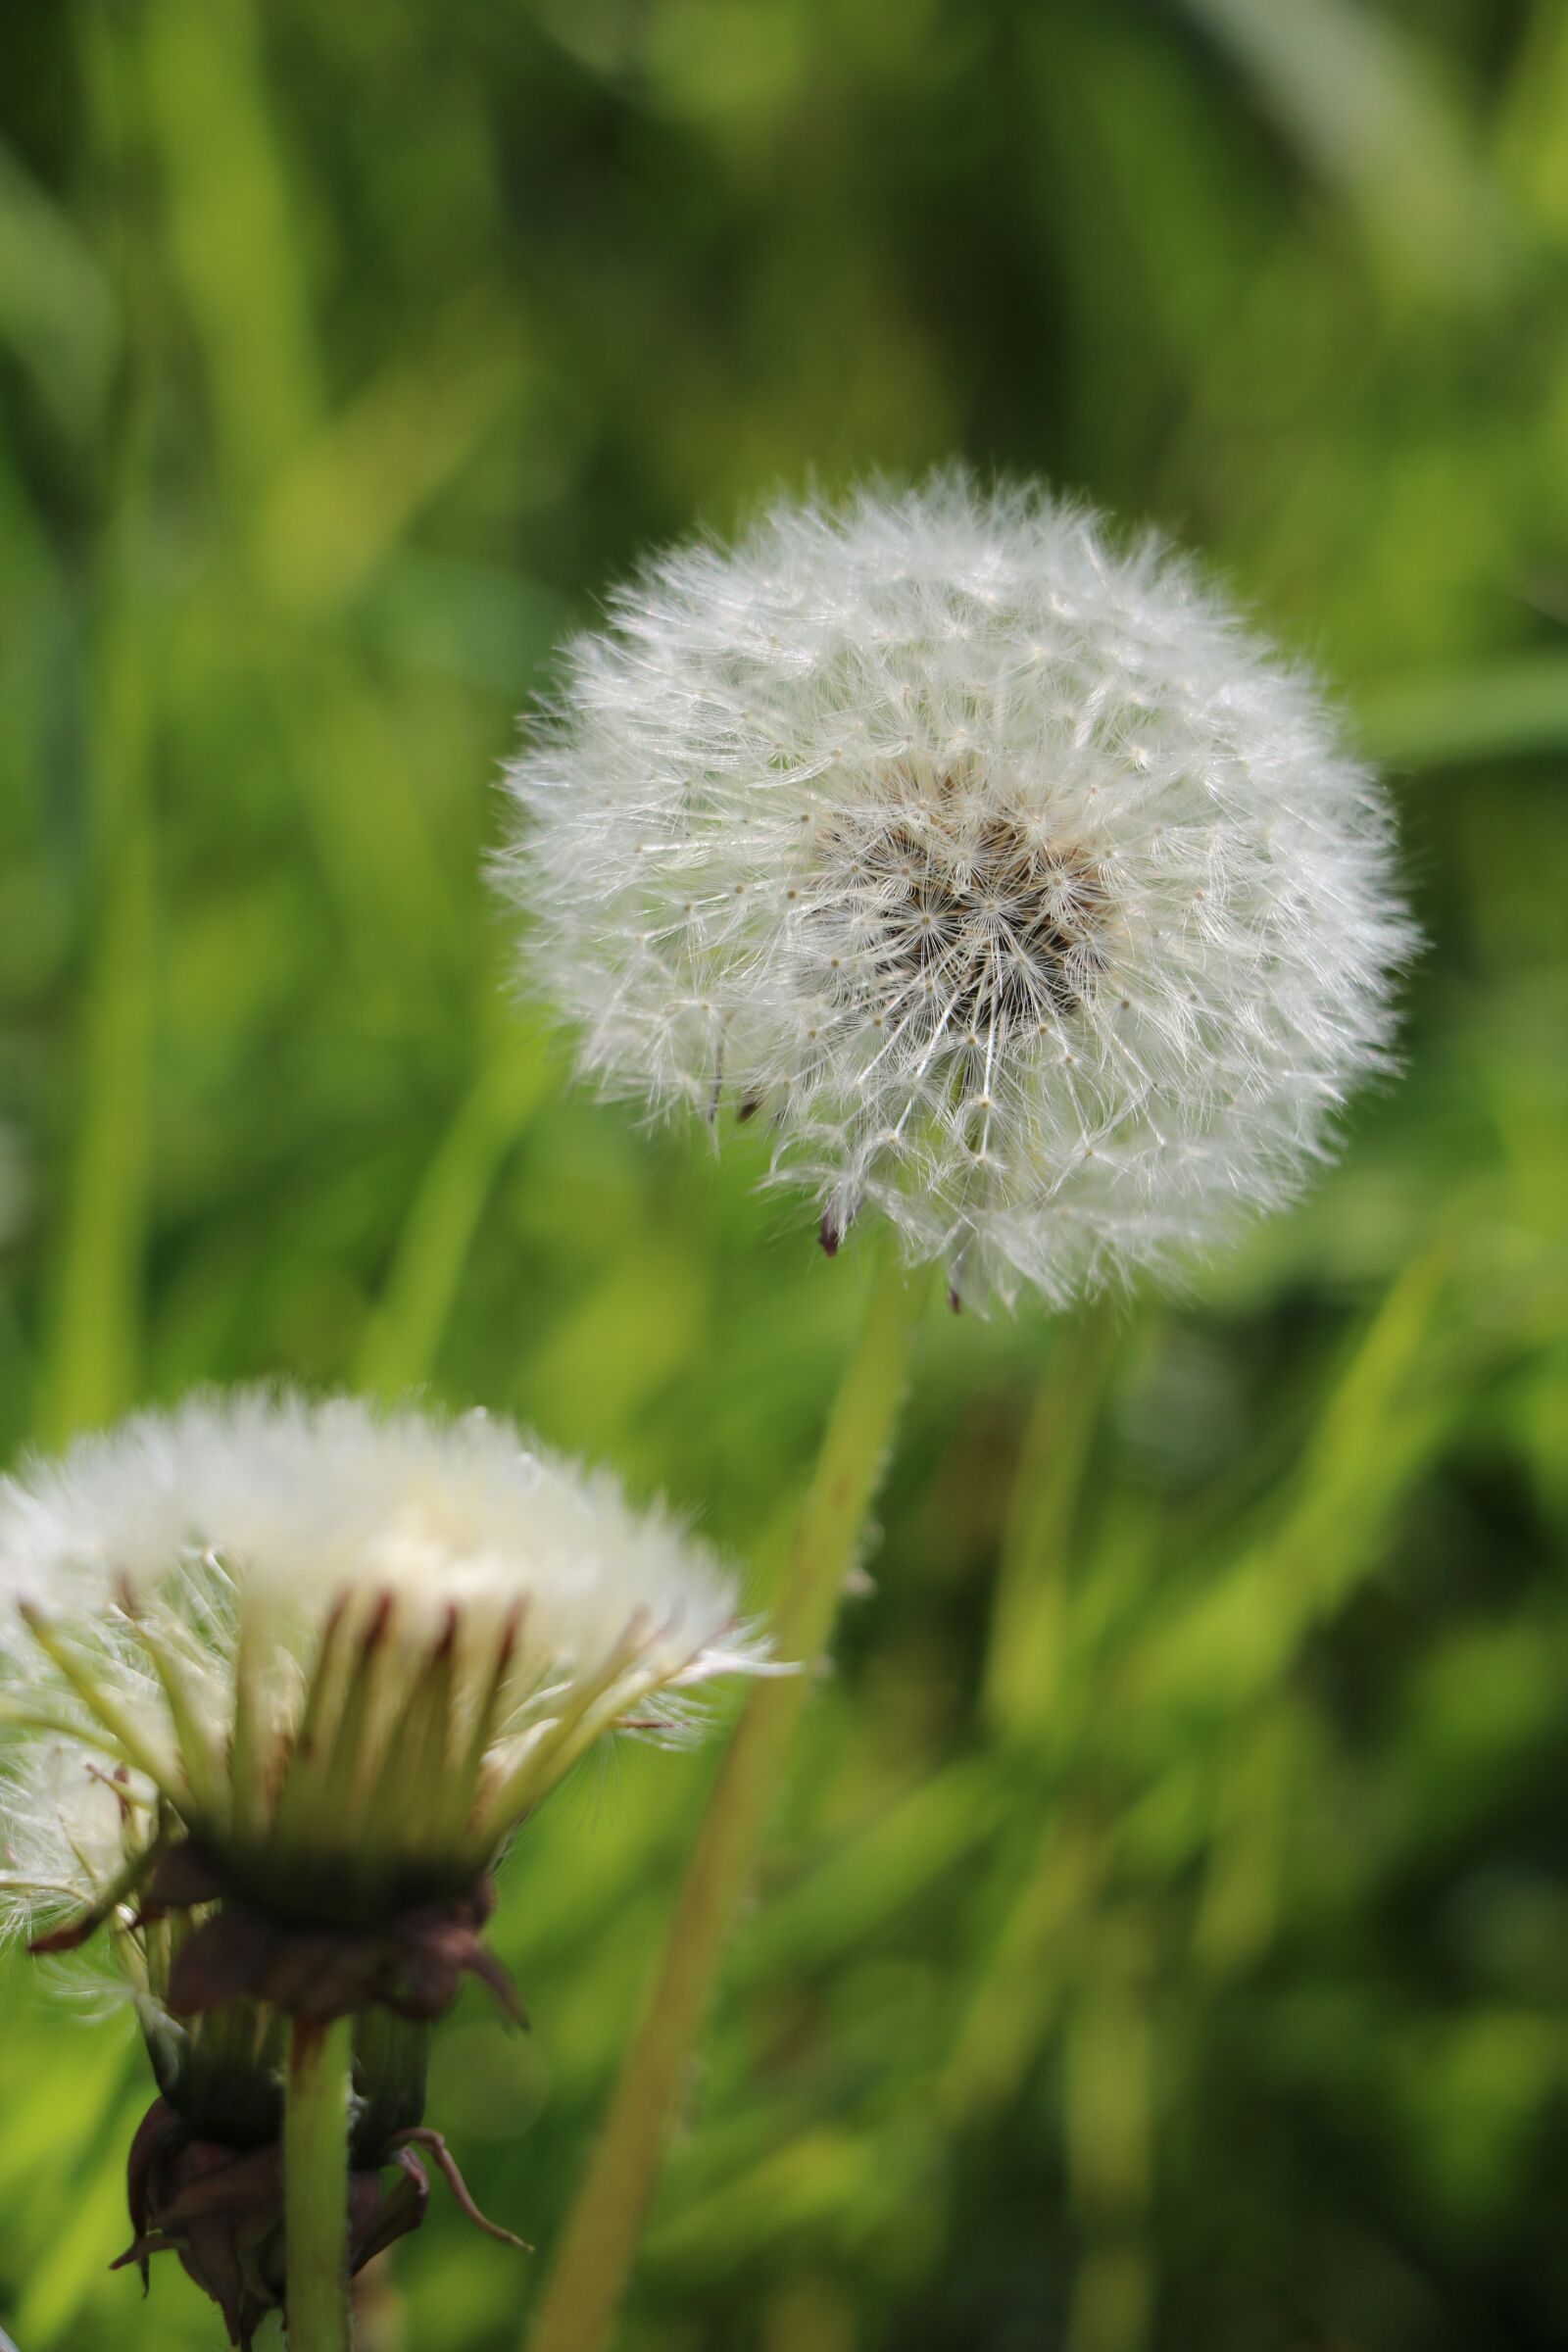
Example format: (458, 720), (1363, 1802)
(0, 1389), (760, 1999)
(0, 1390), (764, 2341)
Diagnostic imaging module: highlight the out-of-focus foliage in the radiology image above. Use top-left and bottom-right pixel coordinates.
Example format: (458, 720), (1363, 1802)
(1, 2), (1565, 2348)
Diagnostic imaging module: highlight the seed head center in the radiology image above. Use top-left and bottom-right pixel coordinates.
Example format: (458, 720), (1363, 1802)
(822, 770), (1110, 1031)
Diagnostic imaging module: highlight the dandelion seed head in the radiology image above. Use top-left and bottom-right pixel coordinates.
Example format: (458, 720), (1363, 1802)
(499, 474), (1415, 1306)
(0, 1389), (760, 1949)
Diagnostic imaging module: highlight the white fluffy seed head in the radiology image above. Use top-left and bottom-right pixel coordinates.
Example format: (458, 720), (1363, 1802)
(499, 475), (1415, 1307)
(0, 1390), (761, 1942)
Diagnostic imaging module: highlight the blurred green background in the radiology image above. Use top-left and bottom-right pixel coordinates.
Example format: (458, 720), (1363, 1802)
(2, 1), (1567, 2347)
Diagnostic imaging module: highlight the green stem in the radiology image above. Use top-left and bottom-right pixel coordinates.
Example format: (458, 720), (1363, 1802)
(284, 2015), (355, 2352)
(980, 1299), (1117, 1748)
(526, 1247), (930, 2352)
(354, 1032), (547, 1398)
(35, 12), (155, 1448)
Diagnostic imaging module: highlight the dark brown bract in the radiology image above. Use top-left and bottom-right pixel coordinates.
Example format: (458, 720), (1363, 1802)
(116, 2096), (526, 2351)
(144, 1840), (522, 2026)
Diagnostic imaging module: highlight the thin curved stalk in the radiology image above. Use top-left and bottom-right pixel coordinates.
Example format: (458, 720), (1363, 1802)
(526, 1248), (931, 2352)
(355, 1033), (547, 1397)
(981, 1298), (1117, 1746)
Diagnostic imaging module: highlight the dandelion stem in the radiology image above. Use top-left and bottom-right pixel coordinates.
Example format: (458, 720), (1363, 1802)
(527, 1246), (930, 2352)
(284, 2015), (355, 2352)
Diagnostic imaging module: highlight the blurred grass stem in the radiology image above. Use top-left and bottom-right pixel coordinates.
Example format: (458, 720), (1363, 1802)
(981, 1300), (1118, 1746)
(355, 1033), (548, 1397)
(284, 2016), (354, 2352)
(527, 1247), (931, 2352)
(35, 8), (154, 1446)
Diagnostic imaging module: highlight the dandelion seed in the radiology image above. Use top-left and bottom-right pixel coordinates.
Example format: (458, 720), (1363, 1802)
(498, 474), (1414, 1307)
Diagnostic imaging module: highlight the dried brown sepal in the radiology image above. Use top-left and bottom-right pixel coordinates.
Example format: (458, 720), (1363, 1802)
(148, 1846), (522, 2027)
(113, 2097), (287, 2351)
(392, 2128), (533, 2250)
(113, 2095), (524, 2348)
(27, 1828), (171, 1956)
(351, 2144), (430, 2272)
